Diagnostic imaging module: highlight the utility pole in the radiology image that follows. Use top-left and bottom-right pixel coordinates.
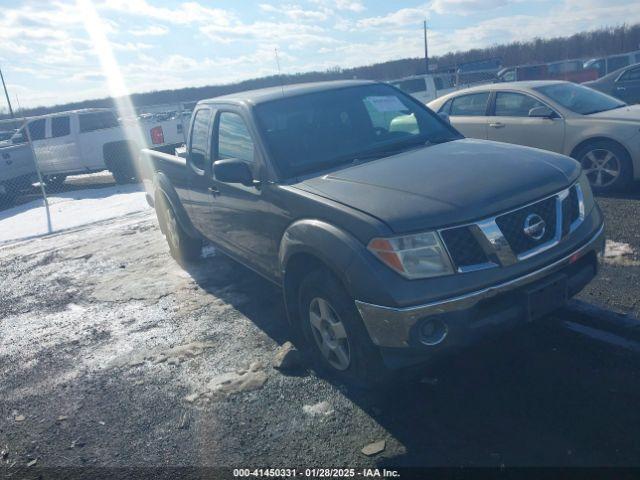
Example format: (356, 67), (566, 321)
(0, 65), (15, 118)
(423, 19), (429, 74)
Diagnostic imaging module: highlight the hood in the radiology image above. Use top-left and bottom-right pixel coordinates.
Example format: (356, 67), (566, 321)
(586, 104), (640, 122)
(293, 139), (580, 233)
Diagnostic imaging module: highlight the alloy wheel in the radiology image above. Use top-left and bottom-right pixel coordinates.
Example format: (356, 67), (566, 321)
(308, 297), (351, 371)
(165, 207), (180, 250)
(581, 148), (621, 188)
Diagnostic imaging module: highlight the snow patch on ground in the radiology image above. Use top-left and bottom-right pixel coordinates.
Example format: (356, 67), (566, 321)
(603, 240), (640, 266)
(303, 401), (334, 417)
(183, 362), (268, 404)
(0, 184), (150, 244)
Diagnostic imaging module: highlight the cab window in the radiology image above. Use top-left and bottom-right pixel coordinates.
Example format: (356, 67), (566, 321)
(27, 119), (46, 140)
(217, 112), (254, 164)
(449, 92), (490, 116)
(189, 108), (212, 170)
(494, 92), (547, 117)
(608, 56), (629, 72)
(51, 116), (71, 138)
(393, 78), (426, 94)
(79, 111), (119, 132)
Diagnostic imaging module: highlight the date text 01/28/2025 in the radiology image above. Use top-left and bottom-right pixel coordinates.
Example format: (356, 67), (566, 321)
(232, 468), (401, 477)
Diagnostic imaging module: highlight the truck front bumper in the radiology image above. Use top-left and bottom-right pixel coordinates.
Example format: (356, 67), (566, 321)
(355, 222), (605, 352)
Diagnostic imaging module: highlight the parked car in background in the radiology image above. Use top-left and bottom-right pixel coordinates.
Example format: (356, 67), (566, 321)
(6, 108), (183, 186)
(389, 73), (458, 104)
(584, 50), (640, 77)
(584, 63), (640, 105)
(429, 81), (640, 192)
(140, 80), (604, 385)
(0, 130), (16, 142)
(497, 62), (598, 83)
(0, 141), (37, 207)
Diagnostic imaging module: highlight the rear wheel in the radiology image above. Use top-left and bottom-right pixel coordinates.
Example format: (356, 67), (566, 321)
(573, 140), (632, 193)
(105, 142), (138, 185)
(155, 194), (201, 264)
(44, 174), (66, 191)
(298, 268), (387, 387)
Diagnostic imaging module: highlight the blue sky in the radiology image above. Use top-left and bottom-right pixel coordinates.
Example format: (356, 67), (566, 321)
(0, 0), (638, 108)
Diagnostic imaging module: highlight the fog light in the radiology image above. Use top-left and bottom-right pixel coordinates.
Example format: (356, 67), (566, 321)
(419, 318), (448, 346)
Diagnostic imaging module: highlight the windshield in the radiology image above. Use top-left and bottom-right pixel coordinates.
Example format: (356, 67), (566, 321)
(254, 83), (461, 177)
(534, 83), (626, 115)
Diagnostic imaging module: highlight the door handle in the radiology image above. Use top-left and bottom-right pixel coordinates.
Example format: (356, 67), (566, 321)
(489, 122), (505, 128)
(207, 186), (219, 195)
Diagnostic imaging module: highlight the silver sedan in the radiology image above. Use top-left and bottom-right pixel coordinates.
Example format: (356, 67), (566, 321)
(428, 81), (640, 192)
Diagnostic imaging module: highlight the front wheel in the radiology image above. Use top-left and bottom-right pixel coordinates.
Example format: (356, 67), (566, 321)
(298, 268), (387, 387)
(573, 140), (633, 193)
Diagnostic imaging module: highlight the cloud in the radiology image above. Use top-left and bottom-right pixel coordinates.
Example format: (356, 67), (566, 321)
(129, 25), (169, 36)
(98, 0), (234, 26)
(309, 0), (365, 13)
(357, 6), (427, 29)
(200, 21), (337, 50)
(428, 0), (521, 15)
(259, 3), (331, 22)
(335, 0), (366, 12)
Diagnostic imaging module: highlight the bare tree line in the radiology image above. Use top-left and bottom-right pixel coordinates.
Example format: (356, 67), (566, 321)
(3, 24), (640, 120)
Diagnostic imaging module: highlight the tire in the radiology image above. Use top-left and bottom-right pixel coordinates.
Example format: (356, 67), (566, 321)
(298, 268), (387, 388)
(573, 140), (633, 194)
(44, 174), (66, 191)
(155, 194), (202, 264)
(105, 143), (138, 185)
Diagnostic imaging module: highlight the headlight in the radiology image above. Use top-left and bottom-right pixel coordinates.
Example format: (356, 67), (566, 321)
(367, 231), (454, 279)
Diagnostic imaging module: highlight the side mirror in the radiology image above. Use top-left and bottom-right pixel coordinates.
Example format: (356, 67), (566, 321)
(214, 159), (256, 187)
(529, 106), (555, 118)
(438, 112), (451, 125)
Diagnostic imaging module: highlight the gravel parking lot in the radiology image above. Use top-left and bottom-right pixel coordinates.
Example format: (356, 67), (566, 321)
(1, 188), (640, 474)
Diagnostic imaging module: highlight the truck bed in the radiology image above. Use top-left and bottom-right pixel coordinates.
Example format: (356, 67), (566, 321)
(139, 147), (189, 208)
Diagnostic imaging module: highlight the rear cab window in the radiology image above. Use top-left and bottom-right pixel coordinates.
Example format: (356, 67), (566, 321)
(189, 108), (213, 170)
(449, 92), (490, 116)
(79, 111), (119, 133)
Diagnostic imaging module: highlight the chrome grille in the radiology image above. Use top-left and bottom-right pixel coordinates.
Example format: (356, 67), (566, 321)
(495, 195), (557, 255)
(440, 226), (489, 269)
(440, 183), (585, 272)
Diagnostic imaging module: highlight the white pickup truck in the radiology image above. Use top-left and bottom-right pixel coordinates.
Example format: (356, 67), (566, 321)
(0, 142), (37, 206)
(389, 73), (459, 104)
(5, 108), (183, 186)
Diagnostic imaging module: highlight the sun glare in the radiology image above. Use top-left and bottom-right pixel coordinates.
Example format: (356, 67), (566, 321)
(77, 0), (148, 178)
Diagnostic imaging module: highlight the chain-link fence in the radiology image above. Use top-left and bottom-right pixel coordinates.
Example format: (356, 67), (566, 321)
(0, 107), (189, 244)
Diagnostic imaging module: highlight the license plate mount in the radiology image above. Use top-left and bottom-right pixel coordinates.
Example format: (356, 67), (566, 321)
(525, 274), (568, 321)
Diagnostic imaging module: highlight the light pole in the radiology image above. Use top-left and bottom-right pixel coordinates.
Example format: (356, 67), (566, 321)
(424, 19), (429, 74)
(0, 65), (15, 118)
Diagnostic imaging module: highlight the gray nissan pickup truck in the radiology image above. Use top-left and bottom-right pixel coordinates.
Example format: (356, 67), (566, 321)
(140, 80), (605, 385)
